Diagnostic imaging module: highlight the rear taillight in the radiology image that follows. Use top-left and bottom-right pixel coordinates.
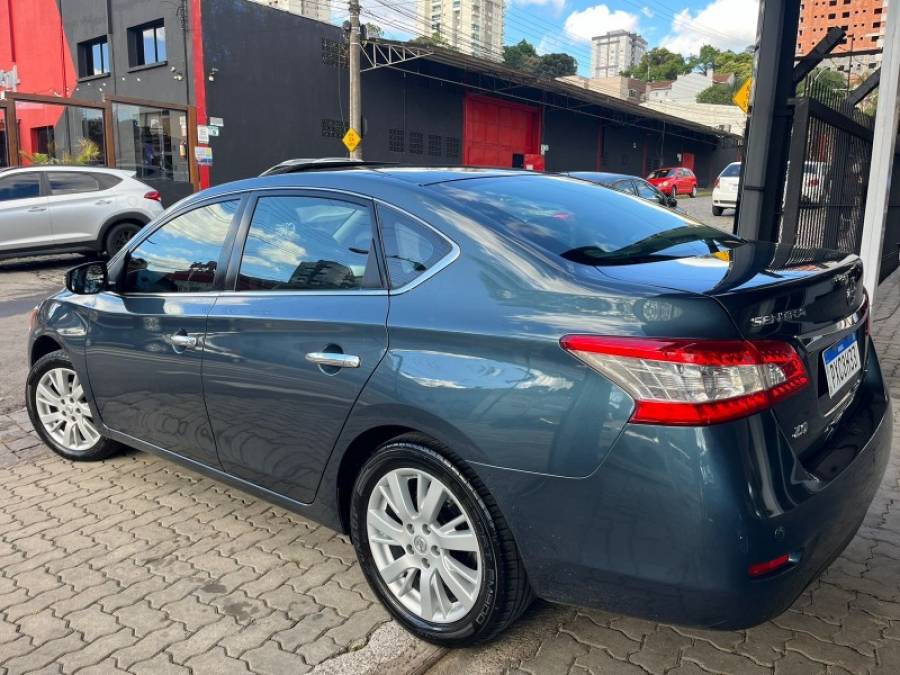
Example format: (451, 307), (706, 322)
(144, 191), (162, 202)
(560, 336), (809, 426)
(748, 553), (792, 578)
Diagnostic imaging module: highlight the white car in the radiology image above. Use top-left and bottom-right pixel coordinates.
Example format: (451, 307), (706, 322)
(0, 166), (164, 259)
(712, 162), (741, 216)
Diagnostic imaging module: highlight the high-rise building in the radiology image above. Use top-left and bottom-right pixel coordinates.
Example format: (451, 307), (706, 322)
(248, 0), (330, 23)
(417, 0), (505, 62)
(796, 0), (887, 72)
(591, 30), (647, 79)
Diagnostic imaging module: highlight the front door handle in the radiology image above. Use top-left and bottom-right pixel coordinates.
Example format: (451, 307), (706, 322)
(170, 334), (198, 350)
(27, 207), (47, 213)
(305, 352), (360, 369)
(95, 199), (112, 205)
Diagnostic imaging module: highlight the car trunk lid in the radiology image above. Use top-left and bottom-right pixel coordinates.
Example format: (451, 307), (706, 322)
(598, 241), (868, 468)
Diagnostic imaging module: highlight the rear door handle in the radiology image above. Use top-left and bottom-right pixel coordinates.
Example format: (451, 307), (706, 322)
(95, 199), (112, 205)
(170, 334), (198, 350)
(305, 352), (360, 368)
(27, 207), (47, 213)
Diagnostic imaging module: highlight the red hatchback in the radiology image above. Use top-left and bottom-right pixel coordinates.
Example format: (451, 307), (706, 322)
(647, 167), (698, 198)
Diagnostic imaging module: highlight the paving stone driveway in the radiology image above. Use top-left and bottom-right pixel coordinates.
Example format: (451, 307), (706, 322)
(1, 273), (900, 674)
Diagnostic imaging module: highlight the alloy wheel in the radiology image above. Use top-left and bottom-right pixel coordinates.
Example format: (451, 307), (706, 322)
(34, 367), (100, 452)
(366, 467), (483, 624)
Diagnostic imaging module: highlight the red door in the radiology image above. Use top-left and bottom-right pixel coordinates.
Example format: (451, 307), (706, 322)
(463, 93), (541, 167)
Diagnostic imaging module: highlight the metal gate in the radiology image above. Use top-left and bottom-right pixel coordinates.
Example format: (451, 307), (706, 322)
(780, 80), (875, 257)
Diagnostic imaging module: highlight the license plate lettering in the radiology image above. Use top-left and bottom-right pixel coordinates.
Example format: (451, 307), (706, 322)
(823, 334), (861, 398)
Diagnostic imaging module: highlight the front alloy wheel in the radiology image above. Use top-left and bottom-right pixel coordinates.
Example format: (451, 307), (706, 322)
(26, 350), (120, 461)
(351, 435), (532, 645)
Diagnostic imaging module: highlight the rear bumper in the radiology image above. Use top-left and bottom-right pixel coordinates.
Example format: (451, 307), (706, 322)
(472, 343), (891, 628)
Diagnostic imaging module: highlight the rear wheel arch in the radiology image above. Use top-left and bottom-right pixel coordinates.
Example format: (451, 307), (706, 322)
(97, 212), (150, 251)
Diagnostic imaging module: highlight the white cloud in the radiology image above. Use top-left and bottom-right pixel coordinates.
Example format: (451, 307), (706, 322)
(563, 4), (640, 43)
(641, 6), (654, 18)
(661, 0), (759, 56)
(511, 0), (567, 12)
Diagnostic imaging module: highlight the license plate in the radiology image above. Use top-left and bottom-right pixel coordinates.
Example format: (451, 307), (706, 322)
(823, 334), (861, 398)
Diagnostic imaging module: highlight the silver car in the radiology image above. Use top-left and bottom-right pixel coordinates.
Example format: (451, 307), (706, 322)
(0, 165), (164, 259)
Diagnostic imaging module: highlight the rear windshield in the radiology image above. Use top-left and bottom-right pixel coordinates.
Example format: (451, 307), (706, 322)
(648, 169), (673, 178)
(432, 175), (741, 265)
(720, 163), (741, 177)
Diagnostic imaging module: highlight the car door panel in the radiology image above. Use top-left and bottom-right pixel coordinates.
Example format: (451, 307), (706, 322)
(201, 191), (389, 504)
(46, 172), (109, 244)
(0, 172), (52, 250)
(84, 197), (243, 466)
(203, 294), (389, 502)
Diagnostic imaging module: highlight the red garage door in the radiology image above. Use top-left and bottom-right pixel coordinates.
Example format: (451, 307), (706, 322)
(463, 93), (541, 167)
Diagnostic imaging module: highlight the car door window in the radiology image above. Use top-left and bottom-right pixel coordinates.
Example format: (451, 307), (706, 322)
(0, 173), (41, 201)
(237, 195), (375, 291)
(48, 172), (101, 195)
(635, 181), (661, 201)
(123, 200), (239, 293)
(377, 205), (452, 288)
(612, 180), (636, 195)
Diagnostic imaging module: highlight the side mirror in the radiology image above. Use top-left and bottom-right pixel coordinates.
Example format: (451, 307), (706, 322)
(666, 195), (678, 208)
(66, 262), (108, 295)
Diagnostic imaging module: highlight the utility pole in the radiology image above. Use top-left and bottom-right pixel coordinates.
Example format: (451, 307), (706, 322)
(348, 0), (363, 160)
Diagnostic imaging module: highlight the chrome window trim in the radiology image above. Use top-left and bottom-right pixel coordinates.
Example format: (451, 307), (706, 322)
(112, 185), (460, 300)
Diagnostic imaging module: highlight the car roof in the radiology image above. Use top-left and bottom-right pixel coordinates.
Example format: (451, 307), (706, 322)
(0, 165), (135, 177)
(566, 171), (636, 183)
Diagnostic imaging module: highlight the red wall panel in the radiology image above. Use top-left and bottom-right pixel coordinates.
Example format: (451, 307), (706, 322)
(463, 93), (541, 168)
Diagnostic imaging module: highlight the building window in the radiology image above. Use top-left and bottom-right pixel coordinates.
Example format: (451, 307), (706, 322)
(389, 128), (404, 153)
(78, 36), (109, 78)
(128, 20), (166, 68)
(428, 134), (442, 156)
(409, 131), (423, 155)
(446, 137), (460, 158)
(321, 119), (344, 138)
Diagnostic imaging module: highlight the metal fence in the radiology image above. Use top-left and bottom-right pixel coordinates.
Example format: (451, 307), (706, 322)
(780, 78), (876, 257)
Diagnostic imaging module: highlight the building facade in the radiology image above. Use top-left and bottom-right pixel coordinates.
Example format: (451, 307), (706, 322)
(417, 0), (504, 61)
(797, 0), (887, 72)
(557, 75), (646, 104)
(246, 0), (330, 22)
(646, 71), (734, 102)
(590, 30), (646, 79)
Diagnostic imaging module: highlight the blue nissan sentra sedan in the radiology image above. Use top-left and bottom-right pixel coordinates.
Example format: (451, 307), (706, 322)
(25, 163), (891, 646)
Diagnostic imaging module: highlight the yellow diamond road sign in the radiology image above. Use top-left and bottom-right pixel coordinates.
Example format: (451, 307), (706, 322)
(343, 128), (362, 153)
(733, 77), (752, 114)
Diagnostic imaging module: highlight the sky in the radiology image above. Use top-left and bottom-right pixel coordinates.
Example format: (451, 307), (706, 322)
(356, 0), (761, 77)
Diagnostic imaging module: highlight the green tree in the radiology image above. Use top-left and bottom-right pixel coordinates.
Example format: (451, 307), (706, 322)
(503, 39), (539, 71)
(535, 52), (577, 78)
(409, 32), (449, 48)
(696, 83), (736, 105)
(364, 23), (384, 40)
(622, 48), (690, 82)
(797, 68), (847, 97)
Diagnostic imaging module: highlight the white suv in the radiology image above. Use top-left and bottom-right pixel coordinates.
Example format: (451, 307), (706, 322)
(0, 166), (164, 259)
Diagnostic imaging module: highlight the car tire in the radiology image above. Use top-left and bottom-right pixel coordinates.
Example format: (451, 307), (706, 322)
(350, 434), (532, 646)
(712, 206), (724, 216)
(671, 186), (678, 198)
(26, 350), (120, 462)
(690, 186), (698, 198)
(104, 221), (142, 257)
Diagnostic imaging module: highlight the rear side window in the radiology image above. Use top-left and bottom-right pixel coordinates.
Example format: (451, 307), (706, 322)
(48, 172), (101, 195)
(237, 195), (374, 291)
(377, 205), (452, 288)
(95, 173), (124, 190)
(0, 173), (41, 201)
(720, 163), (741, 178)
(123, 200), (239, 293)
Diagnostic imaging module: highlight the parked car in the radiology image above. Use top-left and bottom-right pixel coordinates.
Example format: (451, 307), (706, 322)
(565, 171), (678, 208)
(26, 164), (889, 647)
(647, 166), (698, 198)
(712, 161), (742, 215)
(0, 165), (163, 260)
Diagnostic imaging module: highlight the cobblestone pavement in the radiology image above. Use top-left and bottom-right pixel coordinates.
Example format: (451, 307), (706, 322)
(675, 195), (736, 233)
(0, 268), (898, 674)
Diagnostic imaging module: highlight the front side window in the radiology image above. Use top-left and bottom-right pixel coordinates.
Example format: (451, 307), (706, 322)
(48, 172), (101, 195)
(237, 196), (374, 291)
(128, 20), (166, 67)
(612, 180), (636, 195)
(377, 205), (452, 288)
(635, 181), (660, 200)
(123, 200), (239, 293)
(0, 173), (41, 201)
